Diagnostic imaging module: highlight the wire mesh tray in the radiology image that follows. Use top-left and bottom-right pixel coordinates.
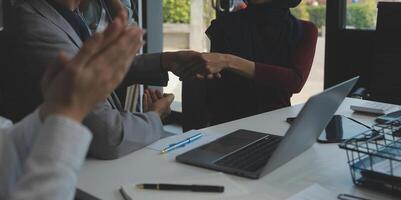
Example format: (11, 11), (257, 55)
(339, 117), (401, 195)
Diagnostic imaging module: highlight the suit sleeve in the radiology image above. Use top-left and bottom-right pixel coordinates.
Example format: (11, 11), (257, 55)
(118, 53), (169, 89)
(83, 101), (170, 160)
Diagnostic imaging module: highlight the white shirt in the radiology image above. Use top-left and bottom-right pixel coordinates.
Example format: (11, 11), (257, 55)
(0, 110), (92, 200)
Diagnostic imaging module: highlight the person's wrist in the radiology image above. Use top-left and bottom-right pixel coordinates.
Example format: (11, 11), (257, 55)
(161, 52), (176, 72)
(40, 104), (87, 123)
(223, 54), (234, 70)
(150, 107), (162, 117)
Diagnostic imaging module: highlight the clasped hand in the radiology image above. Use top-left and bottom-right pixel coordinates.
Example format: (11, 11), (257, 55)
(162, 51), (229, 81)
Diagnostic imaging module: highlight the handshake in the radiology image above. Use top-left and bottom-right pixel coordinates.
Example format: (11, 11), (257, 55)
(142, 52), (231, 119)
(162, 51), (229, 81)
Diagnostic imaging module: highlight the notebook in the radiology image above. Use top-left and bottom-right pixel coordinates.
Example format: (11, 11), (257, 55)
(119, 173), (248, 200)
(286, 184), (337, 200)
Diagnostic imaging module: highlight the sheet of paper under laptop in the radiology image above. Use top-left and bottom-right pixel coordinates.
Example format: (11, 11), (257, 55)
(286, 184), (337, 200)
(119, 173), (248, 200)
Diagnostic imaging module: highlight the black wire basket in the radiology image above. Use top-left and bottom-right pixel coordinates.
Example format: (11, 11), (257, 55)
(339, 117), (401, 196)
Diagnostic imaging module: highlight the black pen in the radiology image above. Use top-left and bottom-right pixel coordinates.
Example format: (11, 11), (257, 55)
(337, 194), (371, 200)
(136, 183), (224, 193)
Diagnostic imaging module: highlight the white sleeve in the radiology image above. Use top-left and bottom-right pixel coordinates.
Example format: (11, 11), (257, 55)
(9, 115), (92, 200)
(5, 110), (42, 163)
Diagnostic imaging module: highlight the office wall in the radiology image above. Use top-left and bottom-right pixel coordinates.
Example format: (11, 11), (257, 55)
(143, 0), (163, 53)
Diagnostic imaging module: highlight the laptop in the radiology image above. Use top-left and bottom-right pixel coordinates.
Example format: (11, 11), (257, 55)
(176, 77), (359, 179)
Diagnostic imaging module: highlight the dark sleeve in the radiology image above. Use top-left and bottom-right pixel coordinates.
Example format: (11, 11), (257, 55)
(206, 19), (231, 53)
(119, 53), (169, 88)
(253, 21), (318, 93)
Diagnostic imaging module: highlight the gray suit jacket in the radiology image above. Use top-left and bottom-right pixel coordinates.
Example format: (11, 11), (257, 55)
(5, 0), (170, 159)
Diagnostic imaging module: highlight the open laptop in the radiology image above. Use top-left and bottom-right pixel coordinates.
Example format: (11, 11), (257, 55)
(176, 77), (359, 179)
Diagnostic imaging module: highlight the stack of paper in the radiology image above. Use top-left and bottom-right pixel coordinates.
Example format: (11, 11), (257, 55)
(119, 173), (248, 200)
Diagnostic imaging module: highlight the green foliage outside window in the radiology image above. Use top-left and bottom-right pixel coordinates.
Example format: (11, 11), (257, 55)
(290, 2), (309, 21)
(291, 0), (376, 32)
(291, 4), (326, 33)
(307, 6), (326, 31)
(346, 2), (376, 29)
(163, 0), (191, 23)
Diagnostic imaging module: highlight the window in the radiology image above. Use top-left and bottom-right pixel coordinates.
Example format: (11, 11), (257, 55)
(291, 1), (326, 104)
(346, 0), (401, 30)
(163, 0), (215, 111)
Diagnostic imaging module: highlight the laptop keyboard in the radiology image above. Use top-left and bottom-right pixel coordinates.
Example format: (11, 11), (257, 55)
(214, 135), (282, 172)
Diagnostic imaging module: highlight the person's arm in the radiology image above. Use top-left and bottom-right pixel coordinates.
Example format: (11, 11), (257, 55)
(118, 53), (169, 88)
(120, 50), (220, 89)
(0, 111), (42, 199)
(202, 21), (318, 93)
(2, 110), (42, 165)
(251, 21), (318, 93)
(83, 94), (174, 160)
(8, 115), (92, 200)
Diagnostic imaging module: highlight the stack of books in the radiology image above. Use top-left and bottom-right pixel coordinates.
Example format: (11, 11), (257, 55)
(124, 84), (143, 113)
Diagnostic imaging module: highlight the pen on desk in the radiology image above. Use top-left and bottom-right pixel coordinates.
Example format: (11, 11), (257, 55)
(161, 133), (203, 154)
(136, 183), (224, 193)
(337, 194), (371, 200)
(119, 187), (132, 200)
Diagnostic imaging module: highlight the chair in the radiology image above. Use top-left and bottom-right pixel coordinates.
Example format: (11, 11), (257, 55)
(351, 2), (401, 105)
(182, 20), (318, 132)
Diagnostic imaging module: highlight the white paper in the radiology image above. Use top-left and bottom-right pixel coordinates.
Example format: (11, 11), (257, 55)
(120, 173), (248, 200)
(146, 130), (223, 155)
(286, 184), (337, 200)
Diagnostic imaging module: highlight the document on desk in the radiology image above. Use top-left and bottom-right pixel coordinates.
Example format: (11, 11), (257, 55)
(146, 130), (223, 154)
(119, 173), (248, 200)
(286, 184), (337, 200)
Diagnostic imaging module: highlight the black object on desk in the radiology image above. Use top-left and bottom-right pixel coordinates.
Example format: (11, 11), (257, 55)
(375, 110), (401, 124)
(136, 184), (225, 193)
(287, 115), (372, 143)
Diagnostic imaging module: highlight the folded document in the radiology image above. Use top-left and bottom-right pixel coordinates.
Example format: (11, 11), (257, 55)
(119, 173), (248, 200)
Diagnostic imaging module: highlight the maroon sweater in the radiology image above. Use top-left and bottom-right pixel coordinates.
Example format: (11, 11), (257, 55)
(205, 21), (318, 125)
(254, 21), (318, 96)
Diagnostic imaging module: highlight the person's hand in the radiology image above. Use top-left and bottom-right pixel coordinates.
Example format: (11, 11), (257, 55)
(143, 89), (174, 119)
(40, 11), (145, 122)
(162, 51), (221, 80)
(109, 0), (128, 24)
(192, 53), (231, 80)
(143, 89), (163, 112)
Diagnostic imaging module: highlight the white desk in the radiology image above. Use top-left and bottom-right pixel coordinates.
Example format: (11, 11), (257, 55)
(77, 98), (400, 200)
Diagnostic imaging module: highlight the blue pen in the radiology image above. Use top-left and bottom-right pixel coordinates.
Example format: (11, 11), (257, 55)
(161, 133), (203, 154)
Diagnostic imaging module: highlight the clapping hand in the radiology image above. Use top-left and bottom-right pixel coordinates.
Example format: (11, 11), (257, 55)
(143, 89), (174, 119)
(41, 11), (144, 122)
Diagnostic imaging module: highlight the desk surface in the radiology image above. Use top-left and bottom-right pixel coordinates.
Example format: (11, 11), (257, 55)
(77, 98), (401, 200)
